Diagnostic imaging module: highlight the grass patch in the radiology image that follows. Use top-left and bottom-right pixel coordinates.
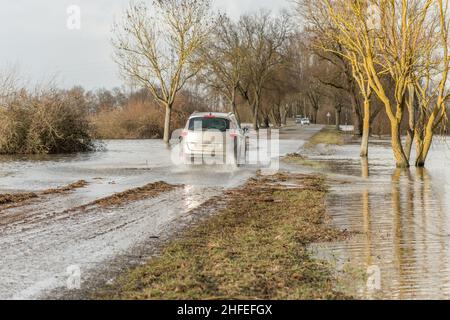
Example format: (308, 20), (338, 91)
(304, 127), (346, 149)
(0, 192), (38, 206)
(283, 153), (329, 169)
(91, 181), (180, 208)
(0, 180), (88, 208)
(96, 173), (350, 300)
(42, 180), (88, 195)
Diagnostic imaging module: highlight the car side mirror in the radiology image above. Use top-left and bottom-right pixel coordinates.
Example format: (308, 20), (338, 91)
(242, 127), (249, 134)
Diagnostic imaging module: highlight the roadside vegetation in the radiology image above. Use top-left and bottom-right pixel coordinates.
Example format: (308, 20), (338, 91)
(1, 0), (448, 166)
(283, 127), (348, 168)
(0, 85), (94, 154)
(304, 127), (347, 149)
(91, 181), (179, 208)
(95, 173), (350, 300)
(0, 180), (87, 210)
(91, 89), (200, 140)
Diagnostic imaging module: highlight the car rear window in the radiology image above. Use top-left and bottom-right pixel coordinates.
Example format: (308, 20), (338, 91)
(188, 117), (230, 132)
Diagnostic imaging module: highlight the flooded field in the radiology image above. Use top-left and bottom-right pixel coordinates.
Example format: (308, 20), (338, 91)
(0, 125), (321, 299)
(310, 138), (450, 299)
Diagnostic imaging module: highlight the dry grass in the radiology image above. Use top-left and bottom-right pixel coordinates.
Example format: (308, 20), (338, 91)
(91, 100), (190, 140)
(0, 192), (38, 206)
(283, 153), (330, 169)
(92, 181), (180, 208)
(0, 180), (88, 208)
(96, 173), (350, 300)
(304, 127), (347, 149)
(42, 180), (89, 195)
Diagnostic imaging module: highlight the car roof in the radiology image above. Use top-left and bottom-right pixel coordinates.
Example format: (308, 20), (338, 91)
(189, 112), (235, 120)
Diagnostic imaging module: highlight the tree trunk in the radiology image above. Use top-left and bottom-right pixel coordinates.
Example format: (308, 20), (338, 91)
(360, 99), (370, 158)
(350, 93), (363, 136)
(281, 106), (288, 126)
(414, 136), (425, 167)
(335, 108), (341, 131)
(312, 107), (318, 124)
(253, 95), (260, 130)
(391, 121), (409, 168)
(163, 103), (172, 144)
(416, 126), (434, 167)
(404, 85), (416, 162)
(231, 87), (241, 125)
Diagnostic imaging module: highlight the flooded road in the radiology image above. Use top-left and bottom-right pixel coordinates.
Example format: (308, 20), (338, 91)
(0, 125), (321, 299)
(308, 138), (450, 299)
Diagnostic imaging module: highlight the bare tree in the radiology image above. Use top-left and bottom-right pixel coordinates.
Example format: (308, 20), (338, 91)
(323, 0), (449, 168)
(413, 1), (450, 166)
(297, 0), (381, 158)
(237, 11), (291, 130)
(198, 14), (245, 124)
(260, 36), (303, 128)
(112, 0), (214, 143)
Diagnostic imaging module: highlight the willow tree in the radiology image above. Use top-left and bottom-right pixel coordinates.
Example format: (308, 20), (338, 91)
(413, 0), (450, 167)
(296, 0), (373, 157)
(324, 0), (448, 168)
(112, 0), (213, 143)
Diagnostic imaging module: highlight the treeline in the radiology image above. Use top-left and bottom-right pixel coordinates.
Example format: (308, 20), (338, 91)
(1, 0), (449, 164)
(0, 81), (213, 154)
(110, 0), (419, 145)
(89, 87), (208, 139)
(297, 0), (450, 167)
(111, 0), (334, 143)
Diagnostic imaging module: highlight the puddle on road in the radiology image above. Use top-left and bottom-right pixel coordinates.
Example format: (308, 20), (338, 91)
(309, 141), (450, 299)
(0, 127), (321, 299)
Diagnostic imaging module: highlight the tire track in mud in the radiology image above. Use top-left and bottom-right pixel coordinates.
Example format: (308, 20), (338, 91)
(0, 181), (178, 233)
(0, 182), (223, 300)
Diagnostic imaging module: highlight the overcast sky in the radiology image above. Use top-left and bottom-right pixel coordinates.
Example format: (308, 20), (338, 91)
(0, 0), (290, 90)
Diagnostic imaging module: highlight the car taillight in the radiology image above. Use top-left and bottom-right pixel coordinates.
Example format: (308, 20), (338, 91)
(181, 130), (189, 137)
(229, 130), (238, 138)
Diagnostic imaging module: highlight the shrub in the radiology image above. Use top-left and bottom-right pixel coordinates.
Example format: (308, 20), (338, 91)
(0, 89), (95, 154)
(91, 100), (190, 140)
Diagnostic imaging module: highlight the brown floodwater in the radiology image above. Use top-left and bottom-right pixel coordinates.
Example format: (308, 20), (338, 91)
(309, 138), (450, 299)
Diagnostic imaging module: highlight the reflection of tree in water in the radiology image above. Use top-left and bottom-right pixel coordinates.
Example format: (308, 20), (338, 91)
(357, 162), (449, 299)
(391, 169), (417, 299)
(329, 156), (450, 299)
(389, 168), (449, 299)
(361, 158), (375, 298)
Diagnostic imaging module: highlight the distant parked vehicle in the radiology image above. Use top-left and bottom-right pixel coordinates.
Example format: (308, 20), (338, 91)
(180, 112), (247, 165)
(295, 117), (310, 125)
(300, 118), (311, 126)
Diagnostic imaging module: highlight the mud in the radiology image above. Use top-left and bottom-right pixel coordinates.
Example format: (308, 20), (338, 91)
(90, 181), (180, 208)
(0, 180), (88, 209)
(0, 124), (323, 300)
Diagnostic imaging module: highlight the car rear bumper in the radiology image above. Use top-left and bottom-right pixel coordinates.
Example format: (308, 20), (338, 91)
(182, 144), (227, 157)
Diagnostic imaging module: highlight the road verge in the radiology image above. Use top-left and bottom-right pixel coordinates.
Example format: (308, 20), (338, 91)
(94, 173), (351, 300)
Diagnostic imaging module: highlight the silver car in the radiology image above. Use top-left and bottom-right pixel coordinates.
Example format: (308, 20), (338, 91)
(180, 112), (247, 165)
(301, 118), (311, 125)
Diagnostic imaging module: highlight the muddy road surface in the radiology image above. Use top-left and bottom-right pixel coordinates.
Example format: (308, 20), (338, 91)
(0, 125), (321, 299)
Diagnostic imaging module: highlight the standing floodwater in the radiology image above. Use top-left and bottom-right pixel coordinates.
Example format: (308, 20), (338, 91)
(0, 126), (322, 299)
(311, 139), (450, 299)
